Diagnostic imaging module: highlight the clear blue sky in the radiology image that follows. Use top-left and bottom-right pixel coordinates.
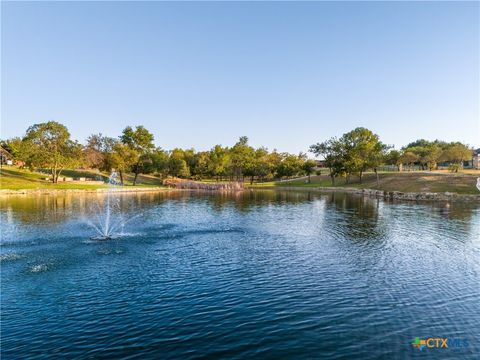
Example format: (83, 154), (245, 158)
(2, 1), (479, 153)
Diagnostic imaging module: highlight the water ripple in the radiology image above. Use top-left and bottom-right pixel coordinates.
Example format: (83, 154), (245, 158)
(1, 191), (479, 359)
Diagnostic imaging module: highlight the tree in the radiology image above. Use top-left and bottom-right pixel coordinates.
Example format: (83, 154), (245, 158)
(83, 134), (119, 173)
(98, 136), (118, 172)
(340, 127), (386, 183)
(385, 149), (402, 171)
(120, 126), (155, 185)
(168, 149), (190, 178)
(423, 145), (442, 171)
(262, 150), (281, 180)
(440, 143), (472, 172)
(311, 128), (385, 185)
(1, 137), (26, 163)
(229, 137), (255, 181)
(84, 133), (106, 169)
(276, 153), (304, 179)
(148, 148), (169, 177)
(251, 147), (271, 183)
(183, 148), (196, 172)
(208, 145), (230, 181)
(110, 142), (138, 185)
(370, 145), (389, 186)
(402, 140), (446, 170)
(22, 121), (83, 183)
(302, 159), (317, 183)
(310, 137), (346, 186)
(399, 151), (419, 170)
(193, 151), (209, 180)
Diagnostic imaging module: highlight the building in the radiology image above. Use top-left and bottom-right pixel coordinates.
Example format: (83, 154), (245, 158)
(0, 146), (13, 165)
(437, 148), (480, 170)
(473, 148), (480, 169)
(0, 146), (25, 167)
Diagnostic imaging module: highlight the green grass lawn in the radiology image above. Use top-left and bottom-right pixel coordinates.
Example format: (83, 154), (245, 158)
(250, 172), (480, 195)
(0, 166), (165, 190)
(2, 166), (478, 194)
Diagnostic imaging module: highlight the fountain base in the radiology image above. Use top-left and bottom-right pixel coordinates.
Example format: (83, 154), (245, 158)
(90, 235), (119, 241)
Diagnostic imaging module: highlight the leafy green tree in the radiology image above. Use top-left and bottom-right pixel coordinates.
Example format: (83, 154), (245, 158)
(266, 150), (283, 180)
(429, 147), (443, 170)
(385, 149), (402, 171)
(276, 153), (304, 179)
(208, 145), (230, 181)
(424, 145), (442, 170)
(193, 151), (209, 179)
(168, 148), (190, 178)
(370, 145), (389, 186)
(399, 151), (419, 170)
(440, 143), (472, 172)
(169, 158), (190, 178)
(147, 148), (169, 177)
(402, 140), (445, 170)
(84, 133), (106, 169)
(302, 159), (317, 183)
(311, 128), (385, 184)
(310, 137), (346, 186)
(404, 146), (427, 169)
(403, 139), (432, 148)
(110, 142), (138, 185)
(183, 148), (196, 172)
(84, 134), (121, 175)
(120, 126), (155, 185)
(340, 127), (386, 183)
(1, 137), (26, 163)
(98, 136), (118, 172)
(251, 147), (271, 183)
(22, 121), (83, 183)
(229, 137), (255, 181)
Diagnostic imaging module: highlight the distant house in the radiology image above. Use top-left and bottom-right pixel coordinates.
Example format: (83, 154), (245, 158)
(0, 146), (25, 167)
(438, 148), (480, 170)
(473, 148), (480, 170)
(315, 160), (327, 168)
(0, 146), (13, 165)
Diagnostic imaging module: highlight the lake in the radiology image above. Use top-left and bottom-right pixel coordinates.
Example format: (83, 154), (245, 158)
(1, 190), (479, 359)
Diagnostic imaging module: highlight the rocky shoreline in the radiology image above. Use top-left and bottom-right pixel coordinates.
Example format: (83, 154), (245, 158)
(1, 185), (479, 202)
(355, 188), (480, 202)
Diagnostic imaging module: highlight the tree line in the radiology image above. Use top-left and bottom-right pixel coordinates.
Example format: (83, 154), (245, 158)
(1, 121), (316, 184)
(1, 121), (474, 184)
(310, 128), (473, 185)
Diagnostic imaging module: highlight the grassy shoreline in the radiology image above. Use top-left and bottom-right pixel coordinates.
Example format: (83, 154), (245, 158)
(1, 167), (479, 199)
(0, 167), (165, 190)
(249, 171), (480, 195)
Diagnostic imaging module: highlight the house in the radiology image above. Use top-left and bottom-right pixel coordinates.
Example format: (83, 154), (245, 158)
(315, 160), (327, 168)
(473, 148), (480, 170)
(437, 148), (480, 170)
(0, 146), (13, 165)
(0, 146), (25, 167)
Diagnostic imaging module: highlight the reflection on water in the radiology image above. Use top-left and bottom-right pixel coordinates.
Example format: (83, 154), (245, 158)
(1, 190), (479, 359)
(2, 189), (479, 222)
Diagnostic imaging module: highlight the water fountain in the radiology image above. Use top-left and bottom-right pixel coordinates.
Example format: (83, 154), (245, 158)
(88, 171), (125, 240)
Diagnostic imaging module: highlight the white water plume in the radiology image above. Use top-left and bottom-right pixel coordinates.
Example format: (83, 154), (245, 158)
(88, 171), (125, 240)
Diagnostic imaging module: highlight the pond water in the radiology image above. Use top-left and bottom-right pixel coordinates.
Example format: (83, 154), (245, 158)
(1, 190), (479, 359)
